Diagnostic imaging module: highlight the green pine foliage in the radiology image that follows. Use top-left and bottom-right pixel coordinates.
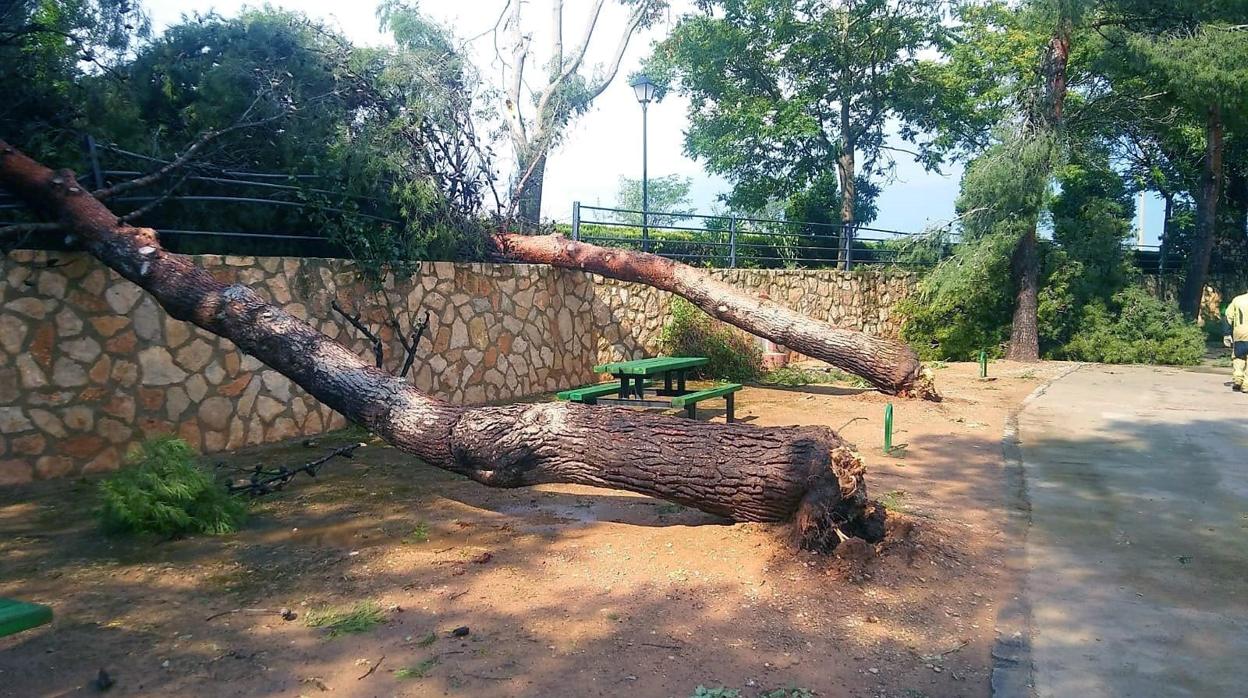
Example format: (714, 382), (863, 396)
(1055, 287), (1206, 365)
(659, 298), (762, 381)
(901, 142), (1206, 366)
(98, 436), (246, 536)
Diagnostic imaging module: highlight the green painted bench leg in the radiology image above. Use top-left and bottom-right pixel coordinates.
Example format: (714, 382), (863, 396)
(726, 393), (735, 423)
(685, 403), (696, 419)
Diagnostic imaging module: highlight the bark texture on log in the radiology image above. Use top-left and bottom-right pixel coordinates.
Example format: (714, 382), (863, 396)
(0, 140), (876, 550)
(495, 233), (938, 399)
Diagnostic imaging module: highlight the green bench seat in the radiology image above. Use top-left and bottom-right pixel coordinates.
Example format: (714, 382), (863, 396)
(670, 383), (743, 421)
(557, 380), (653, 404)
(0, 597), (52, 638)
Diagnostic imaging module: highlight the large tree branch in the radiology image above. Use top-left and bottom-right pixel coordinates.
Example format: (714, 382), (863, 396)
(584, 1), (649, 100)
(0, 139), (878, 550)
(506, 0), (530, 145)
(93, 91), (288, 200)
(493, 233), (937, 399)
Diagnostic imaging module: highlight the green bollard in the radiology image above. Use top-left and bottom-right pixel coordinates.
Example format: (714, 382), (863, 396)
(883, 402), (894, 454)
(978, 350), (988, 379)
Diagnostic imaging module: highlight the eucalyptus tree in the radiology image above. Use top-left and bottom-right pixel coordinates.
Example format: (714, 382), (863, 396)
(482, 0), (668, 225)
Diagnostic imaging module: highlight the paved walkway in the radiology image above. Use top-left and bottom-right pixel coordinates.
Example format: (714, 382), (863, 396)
(1019, 365), (1248, 697)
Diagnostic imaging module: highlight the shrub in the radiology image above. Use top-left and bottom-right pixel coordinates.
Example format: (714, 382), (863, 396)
(658, 297), (762, 381)
(98, 436), (246, 536)
(1055, 286), (1205, 365)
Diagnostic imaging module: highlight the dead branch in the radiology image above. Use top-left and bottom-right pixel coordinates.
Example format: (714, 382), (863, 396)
(223, 442), (365, 497)
(332, 300), (385, 369)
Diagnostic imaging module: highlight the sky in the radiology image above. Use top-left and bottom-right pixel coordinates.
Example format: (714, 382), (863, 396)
(142, 0), (1164, 242)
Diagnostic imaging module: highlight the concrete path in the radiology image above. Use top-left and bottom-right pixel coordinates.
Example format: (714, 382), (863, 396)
(1019, 364), (1248, 697)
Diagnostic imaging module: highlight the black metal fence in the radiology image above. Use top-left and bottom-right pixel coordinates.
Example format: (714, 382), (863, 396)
(0, 135), (396, 257)
(569, 203), (944, 269)
(1, 134), (1174, 275)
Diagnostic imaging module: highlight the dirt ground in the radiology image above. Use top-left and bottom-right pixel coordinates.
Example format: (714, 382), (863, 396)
(0, 361), (1067, 698)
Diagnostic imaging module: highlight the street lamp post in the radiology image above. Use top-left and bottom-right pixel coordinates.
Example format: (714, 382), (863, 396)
(630, 74), (657, 252)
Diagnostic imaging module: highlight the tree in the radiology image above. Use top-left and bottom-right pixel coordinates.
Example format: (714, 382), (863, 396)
(612, 173), (693, 225)
(901, 0), (1081, 360)
(0, 139), (884, 551)
(60, 7), (496, 270)
(0, 0), (149, 162)
(647, 0), (949, 268)
(1122, 24), (1248, 317)
(483, 0), (668, 225)
(494, 232), (937, 397)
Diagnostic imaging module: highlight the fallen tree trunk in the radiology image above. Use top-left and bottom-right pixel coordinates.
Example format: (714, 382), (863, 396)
(494, 233), (938, 399)
(0, 140), (878, 550)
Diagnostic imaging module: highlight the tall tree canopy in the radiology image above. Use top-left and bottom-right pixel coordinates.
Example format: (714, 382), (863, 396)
(647, 0), (949, 266)
(0, 0), (149, 160)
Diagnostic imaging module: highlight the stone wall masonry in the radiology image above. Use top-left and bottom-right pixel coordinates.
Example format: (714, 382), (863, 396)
(1, 250), (915, 483)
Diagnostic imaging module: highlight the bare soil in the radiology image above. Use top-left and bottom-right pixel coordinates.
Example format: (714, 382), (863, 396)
(0, 361), (1065, 698)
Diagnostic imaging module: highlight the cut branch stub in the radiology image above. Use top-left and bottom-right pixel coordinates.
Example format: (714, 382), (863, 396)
(0, 139), (875, 551)
(494, 232), (939, 399)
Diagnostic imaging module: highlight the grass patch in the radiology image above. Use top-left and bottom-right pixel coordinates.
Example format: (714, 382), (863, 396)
(395, 657), (439, 679)
(337, 423), (375, 441)
(879, 489), (909, 512)
(415, 631), (437, 647)
(402, 522), (431, 544)
(761, 689), (815, 698)
(305, 601), (385, 637)
(760, 365), (869, 388)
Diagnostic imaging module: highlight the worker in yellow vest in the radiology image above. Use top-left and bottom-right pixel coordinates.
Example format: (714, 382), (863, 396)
(1226, 291), (1248, 391)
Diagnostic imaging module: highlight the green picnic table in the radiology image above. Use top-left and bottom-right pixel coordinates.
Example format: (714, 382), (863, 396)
(0, 597), (52, 638)
(558, 356), (742, 422)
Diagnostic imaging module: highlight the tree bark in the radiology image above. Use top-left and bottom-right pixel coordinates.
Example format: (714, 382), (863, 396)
(1180, 105), (1225, 319)
(494, 233), (938, 399)
(1006, 223), (1040, 361)
(1007, 14), (1072, 362)
(837, 101), (857, 272)
(514, 149), (547, 226)
(0, 139), (877, 550)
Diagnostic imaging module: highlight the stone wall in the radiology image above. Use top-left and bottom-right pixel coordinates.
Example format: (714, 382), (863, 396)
(0, 250), (914, 483)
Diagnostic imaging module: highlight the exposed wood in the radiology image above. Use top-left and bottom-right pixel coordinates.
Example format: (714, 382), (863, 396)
(494, 232), (938, 399)
(0, 139), (876, 550)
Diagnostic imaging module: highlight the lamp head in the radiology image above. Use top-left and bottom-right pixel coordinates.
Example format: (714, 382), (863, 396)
(630, 74), (657, 104)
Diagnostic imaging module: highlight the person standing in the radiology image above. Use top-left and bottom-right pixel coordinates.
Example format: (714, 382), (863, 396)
(1225, 291), (1248, 391)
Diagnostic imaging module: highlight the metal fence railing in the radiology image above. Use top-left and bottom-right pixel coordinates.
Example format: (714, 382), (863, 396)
(568, 202), (947, 270)
(570, 203), (1188, 274)
(0, 134), (397, 258)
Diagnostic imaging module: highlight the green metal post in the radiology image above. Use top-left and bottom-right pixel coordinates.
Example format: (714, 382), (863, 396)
(978, 350), (988, 378)
(883, 402), (894, 454)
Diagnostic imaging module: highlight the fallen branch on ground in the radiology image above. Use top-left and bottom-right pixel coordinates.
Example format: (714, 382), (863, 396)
(221, 442), (365, 497)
